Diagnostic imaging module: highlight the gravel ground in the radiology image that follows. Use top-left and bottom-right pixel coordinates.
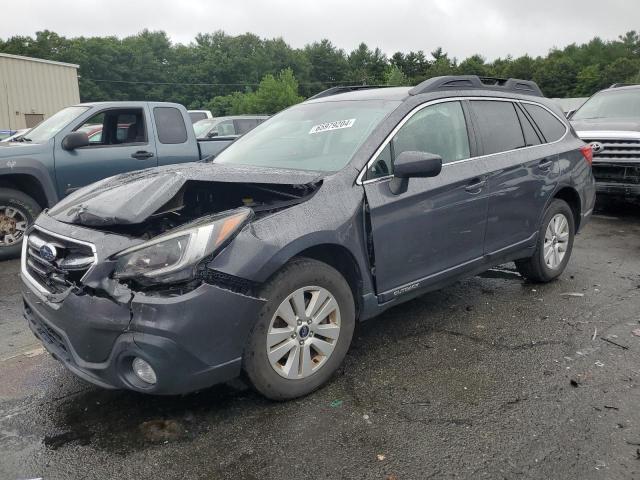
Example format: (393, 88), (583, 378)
(1, 200), (639, 480)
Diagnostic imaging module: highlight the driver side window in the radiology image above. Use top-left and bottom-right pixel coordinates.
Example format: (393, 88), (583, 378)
(75, 109), (147, 147)
(365, 101), (471, 181)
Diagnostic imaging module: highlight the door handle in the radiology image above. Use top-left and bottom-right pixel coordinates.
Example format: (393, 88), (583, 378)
(465, 178), (486, 193)
(131, 150), (154, 160)
(538, 158), (553, 170)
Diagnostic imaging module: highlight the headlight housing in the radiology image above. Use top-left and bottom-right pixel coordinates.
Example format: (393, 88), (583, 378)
(112, 208), (252, 285)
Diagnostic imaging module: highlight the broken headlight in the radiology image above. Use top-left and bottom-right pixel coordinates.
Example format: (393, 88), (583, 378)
(112, 208), (252, 285)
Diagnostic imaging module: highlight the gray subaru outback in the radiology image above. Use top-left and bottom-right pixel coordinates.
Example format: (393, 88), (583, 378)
(21, 76), (596, 400)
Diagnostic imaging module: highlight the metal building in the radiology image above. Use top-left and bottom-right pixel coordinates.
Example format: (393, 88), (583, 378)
(0, 53), (80, 130)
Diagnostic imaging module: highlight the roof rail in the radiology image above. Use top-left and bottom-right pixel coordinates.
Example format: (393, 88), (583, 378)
(308, 85), (395, 100)
(609, 83), (639, 88)
(409, 75), (544, 97)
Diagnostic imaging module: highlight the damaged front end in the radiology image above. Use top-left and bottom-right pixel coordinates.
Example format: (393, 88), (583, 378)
(21, 164), (323, 393)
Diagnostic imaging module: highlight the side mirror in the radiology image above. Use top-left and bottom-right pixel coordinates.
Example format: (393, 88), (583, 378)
(565, 109), (576, 119)
(62, 131), (89, 151)
(390, 151), (443, 195)
(207, 130), (219, 138)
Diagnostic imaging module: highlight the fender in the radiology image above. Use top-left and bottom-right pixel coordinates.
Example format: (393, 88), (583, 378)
(0, 158), (59, 207)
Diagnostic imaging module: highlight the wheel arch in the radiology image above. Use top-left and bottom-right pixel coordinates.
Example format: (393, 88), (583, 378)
(292, 243), (365, 321)
(551, 185), (582, 231)
(0, 173), (55, 209)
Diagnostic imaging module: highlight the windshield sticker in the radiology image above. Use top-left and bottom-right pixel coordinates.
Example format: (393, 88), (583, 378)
(309, 118), (356, 134)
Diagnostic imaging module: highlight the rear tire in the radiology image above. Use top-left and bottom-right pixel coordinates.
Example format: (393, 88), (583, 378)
(243, 257), (355, 400)
(0, 188), (41, 260)
(515, 199), (575, 283)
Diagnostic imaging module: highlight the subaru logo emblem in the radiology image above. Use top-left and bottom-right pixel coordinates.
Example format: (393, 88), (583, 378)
(299, 325), (310, 338)
(39, 243), (58, 262)
(590, 142), (604, 154)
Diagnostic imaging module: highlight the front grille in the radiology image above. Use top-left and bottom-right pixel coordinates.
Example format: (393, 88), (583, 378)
(592, 164), (640, 185)
(24, 228), (95, 293)
(583, 138), (640, 163)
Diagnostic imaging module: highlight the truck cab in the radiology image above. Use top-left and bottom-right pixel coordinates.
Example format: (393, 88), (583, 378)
(0, 101), (236, 259)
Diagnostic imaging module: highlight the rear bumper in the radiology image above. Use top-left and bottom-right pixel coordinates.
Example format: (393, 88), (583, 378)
(22, 277), (266, 395)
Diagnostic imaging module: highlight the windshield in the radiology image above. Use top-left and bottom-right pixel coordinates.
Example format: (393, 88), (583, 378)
(193, 118), (219, 138)
(23, 106), (89, 143)
(215, 100), (401, 172)
(572, 89), (640, 120)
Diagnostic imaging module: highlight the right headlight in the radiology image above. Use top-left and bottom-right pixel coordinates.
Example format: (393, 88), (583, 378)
(112, 208), (252, 285)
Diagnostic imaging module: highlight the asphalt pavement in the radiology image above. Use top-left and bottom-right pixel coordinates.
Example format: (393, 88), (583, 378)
(1, 201), (639, 480)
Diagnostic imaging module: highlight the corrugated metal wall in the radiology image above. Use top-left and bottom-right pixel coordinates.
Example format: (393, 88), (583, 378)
(0, 54), (80, 130)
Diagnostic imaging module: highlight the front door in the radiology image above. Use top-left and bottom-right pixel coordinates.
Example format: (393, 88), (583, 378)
(54, 107), (157, 197)
(363, 100), (490, 300)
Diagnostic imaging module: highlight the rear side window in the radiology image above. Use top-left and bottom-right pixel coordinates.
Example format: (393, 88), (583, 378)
(189, 112), (207, 123)
(154, 107), (188, 144)
(234, 119), (258, 134)
(515, 106), (541, 147)
(522, 103), (566, 143)
(470, 101), (525, 155)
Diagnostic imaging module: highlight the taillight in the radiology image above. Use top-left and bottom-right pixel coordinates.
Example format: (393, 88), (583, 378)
(580, 145), (593, 166)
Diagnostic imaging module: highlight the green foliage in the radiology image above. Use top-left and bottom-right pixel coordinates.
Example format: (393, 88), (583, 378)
(2, 29), (640, 109)
(207, 68), (303, 115)
(384, 65), (410, 86)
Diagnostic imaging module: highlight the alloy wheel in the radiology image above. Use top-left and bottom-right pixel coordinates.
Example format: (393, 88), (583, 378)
(543, 213), (569, 269)
(266, 286), (341, 379)
(0, 206), (28, 247)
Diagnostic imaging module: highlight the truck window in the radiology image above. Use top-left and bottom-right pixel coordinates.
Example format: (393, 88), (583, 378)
(154, 107), (188, 144)
(469, 100), (525, 155)
(233, 119), (258, 135)
(75, 109), (147, 147)
(189, 112), (208, 123)
(214, 120), (236, 137)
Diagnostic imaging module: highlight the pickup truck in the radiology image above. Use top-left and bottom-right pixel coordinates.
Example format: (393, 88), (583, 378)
(0, 101), (236, 259)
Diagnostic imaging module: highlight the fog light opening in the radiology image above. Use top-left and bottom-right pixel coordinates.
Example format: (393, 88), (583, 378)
(132, 357), (157, 385)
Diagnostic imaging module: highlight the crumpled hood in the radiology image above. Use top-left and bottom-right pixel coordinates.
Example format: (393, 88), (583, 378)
(571, 117), (640, 133)
(49, 162), (325, 226)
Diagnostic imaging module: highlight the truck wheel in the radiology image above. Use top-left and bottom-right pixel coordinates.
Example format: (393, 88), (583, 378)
(515, 199), (575, 283)
(244, 258), (355, 400)
(0, 188), (41, 260)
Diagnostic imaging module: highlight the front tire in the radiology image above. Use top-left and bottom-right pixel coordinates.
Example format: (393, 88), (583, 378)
(244, 258), (355, 400)
(0, 188), (41, 260)
(515, 199), (575, 283)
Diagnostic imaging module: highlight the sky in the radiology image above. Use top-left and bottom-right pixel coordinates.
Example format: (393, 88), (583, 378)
(1, 0), (637, 60)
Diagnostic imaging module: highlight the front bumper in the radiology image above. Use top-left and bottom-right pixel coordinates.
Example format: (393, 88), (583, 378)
(595, 181), (640, 197)
(22, 277), (266, 395)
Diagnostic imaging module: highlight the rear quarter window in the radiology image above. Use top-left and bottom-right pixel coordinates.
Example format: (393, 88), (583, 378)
(154, 107), (188, 144)
(522, 103), (567, 143)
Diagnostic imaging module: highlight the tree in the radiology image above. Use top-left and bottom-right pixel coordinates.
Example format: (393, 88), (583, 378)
(347, 43), (387, 84)
(207, 68), (303, 115)
(384, 65), (409, 86)
(3, 29), (640, 105)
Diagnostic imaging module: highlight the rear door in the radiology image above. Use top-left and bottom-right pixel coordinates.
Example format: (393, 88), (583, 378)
(362, 100), (490, 299)
(469, 99), (564, 255)
(53, 106), (158, 197)
(149, 104), (201, 166)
